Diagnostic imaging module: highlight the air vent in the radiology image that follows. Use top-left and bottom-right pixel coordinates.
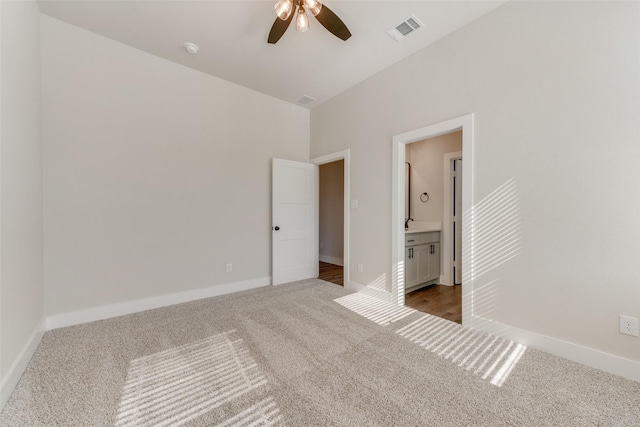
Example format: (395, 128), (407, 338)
(386, 15), (424, 42)
(297, 95), (316, 106)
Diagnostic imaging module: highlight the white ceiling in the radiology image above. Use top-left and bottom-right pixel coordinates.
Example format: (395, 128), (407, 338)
(38, 0), (507, 108)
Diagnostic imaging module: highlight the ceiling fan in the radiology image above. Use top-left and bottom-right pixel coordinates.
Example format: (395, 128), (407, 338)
(268, 0), (352, 44)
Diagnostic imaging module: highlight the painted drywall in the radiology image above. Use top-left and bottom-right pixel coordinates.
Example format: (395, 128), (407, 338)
(311, 1), (640, 364)
(41, 16), (309, 317)
(319, 160), (344, 265)
(0, 0), (44, 405)
(407, 131), (461, 223)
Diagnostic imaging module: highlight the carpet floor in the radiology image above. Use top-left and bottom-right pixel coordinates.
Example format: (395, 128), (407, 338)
(1, 279), (639, 426)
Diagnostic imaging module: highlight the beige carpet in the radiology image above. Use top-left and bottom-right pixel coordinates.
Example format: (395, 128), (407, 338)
(1, 279), (639, 426)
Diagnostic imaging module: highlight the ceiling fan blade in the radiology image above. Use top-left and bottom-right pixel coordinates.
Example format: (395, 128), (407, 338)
(314, 4), (351, 41)
(268, 12), (295, 44)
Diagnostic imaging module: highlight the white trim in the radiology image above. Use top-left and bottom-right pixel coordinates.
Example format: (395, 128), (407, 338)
(347, 280), (396, 303)
(310, 149), (351, 291)
(346, 280), (366, 292)
(319, 255), (343, 266)
(468, 314), (640, 383)
(46, 277), (271, 330)
(392, 114), (474, 314)
(1, 319), (45, 409)
(442, 151), (462, 285)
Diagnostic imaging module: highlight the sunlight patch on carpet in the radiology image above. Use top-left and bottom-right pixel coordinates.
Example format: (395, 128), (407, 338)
(334, 293), (416, 326)
(396, 314), (527, 387)
(116, 330), (277, 426)
(217, 397), (283, 426)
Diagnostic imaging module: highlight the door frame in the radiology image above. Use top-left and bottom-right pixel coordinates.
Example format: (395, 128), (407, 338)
(443, 151), (462, 285)
(391, 114), (474, 324)
(310, 149), (351, 290)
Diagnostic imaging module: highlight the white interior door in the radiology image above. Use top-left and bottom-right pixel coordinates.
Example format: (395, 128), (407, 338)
(272, 158), (319, 285)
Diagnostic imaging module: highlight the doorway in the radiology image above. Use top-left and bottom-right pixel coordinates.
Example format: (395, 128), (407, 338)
(318, 160), (344, 286)
(391, 114), (474, 325)
(402, 133), (462, 322)
(311, 150), (351, 289)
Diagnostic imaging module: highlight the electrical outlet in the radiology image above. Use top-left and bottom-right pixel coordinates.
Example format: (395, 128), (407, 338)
(226, 263), (232, 273)
(619, 315), (639, 337)
(320, 242), (324, 249)
(357, 263), (363, 273)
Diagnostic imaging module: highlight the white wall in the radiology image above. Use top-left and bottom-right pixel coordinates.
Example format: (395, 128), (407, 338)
(407, 131), (461, 223)
(0, 0), (44, 407)
(311, 0), (640, 371)
(319, 160), (344, 265)
(41, 17), (309, 319)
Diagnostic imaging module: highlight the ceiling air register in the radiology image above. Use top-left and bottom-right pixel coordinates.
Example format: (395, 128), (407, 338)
(386, 15), (424, 42)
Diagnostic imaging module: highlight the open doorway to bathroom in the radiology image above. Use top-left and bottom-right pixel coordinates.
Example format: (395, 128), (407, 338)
(403, 131), (462, 323)
(317, 159), (344, 286)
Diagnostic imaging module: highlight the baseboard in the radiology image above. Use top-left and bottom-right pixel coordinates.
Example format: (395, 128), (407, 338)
(405, 279), (438, 293)
(319, 255), (343, 266)
(467, 315), (640, 383)
(1, 319), (45, 410)
(346, 280), (395, 303)
(46, 277), (271, 330)
(345, 280), (365, 293)
(438, 274), (455, 286)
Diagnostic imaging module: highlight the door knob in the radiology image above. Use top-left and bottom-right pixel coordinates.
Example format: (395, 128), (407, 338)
(274, 226), (280, 231)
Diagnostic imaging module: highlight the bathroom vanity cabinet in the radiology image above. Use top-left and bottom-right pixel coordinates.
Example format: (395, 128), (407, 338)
(405, 231), (440, 292)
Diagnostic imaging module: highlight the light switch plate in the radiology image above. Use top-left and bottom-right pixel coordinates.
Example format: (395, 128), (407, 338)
(351, 199), (359, 209)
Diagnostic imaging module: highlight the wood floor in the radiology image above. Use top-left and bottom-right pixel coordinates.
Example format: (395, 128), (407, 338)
(318, 262), (343, 286)
(319, 262), (460, 323)
(405, 284), (462, 324)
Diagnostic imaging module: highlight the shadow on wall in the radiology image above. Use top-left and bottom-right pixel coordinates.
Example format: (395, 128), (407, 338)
(366, 273), (388, 292)
(462, 177), (522, 333)
(393, 260), (404, 305)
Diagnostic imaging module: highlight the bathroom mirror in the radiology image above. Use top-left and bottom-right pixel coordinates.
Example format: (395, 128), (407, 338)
(405, 162), (411, 224)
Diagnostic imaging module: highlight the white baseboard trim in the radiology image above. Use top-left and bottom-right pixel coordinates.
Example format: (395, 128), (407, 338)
(347, 280), (395, 303)
(46, 277), (271, 330)
(1, 319), (45, 410)
(438, 274), (455, 286)
(319, 255), (343, 266)
(467, 315), (640, 383)
(347, 280), (366, 292)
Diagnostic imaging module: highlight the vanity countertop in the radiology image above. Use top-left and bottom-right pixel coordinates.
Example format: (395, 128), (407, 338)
(405, 222), (442, 233)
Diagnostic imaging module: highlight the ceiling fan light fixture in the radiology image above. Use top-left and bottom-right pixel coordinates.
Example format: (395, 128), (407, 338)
(268, 0), (351, 44)
(274, 0), (293, 20)
(303, 0), (322, 16)
(296, 6), (309, 32)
